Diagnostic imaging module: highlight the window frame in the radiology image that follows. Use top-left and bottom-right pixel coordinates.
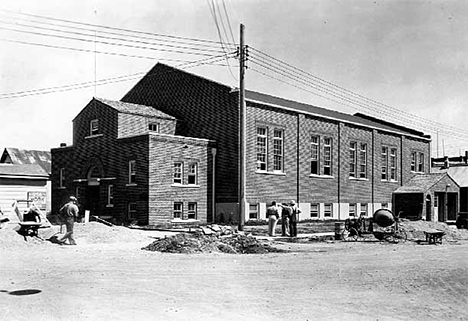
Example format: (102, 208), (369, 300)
(249, 203), (259, 219)
(349, 141), (357, 178)
(256, 127), (268, 171)
(411, 152), (417, 172)
(128, 202), (137, 220)
(107, 184), (114, 207)
(310, 203), (319, 218)
(148, 122), (160, 132)
(323, 137), (332, 176)
(187, 163), (198, 185)
(173, 202), (183, 219)
(390, 148), (397, 181)
(311, 135), (320, 175)
(381, 146), (388, 181)
(359, 143), (367, 179)
(188, 203), (197, 220)
(90, 119), (99, 136)
(273, 129), (284, 172)
(324, 203), (333, 218)
(349, 203), (356, 217)
(128, 160), (136, 184)
(173, 162), (183, 184)
(418, 153), (425, 173)
(360, 203), (367, 217)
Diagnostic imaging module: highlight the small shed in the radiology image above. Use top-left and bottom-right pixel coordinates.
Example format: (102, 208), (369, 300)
(393, 173), (459, 222)
(432, 166), (468, 213)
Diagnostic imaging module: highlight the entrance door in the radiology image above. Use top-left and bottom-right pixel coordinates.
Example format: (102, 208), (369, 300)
(438, 193), (445, 222)
(447, 193), (458, 221)
(425, 195), (432, 221)
(85, 186), (100, 216)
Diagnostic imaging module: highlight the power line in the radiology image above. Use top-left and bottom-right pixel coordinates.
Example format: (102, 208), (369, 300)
(0, 9), (236, 47)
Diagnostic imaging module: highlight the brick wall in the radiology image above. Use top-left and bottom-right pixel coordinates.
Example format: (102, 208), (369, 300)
(117, 113), (176, 138)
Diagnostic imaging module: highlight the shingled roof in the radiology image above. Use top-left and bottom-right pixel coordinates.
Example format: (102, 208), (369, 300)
(0, 148), (51, 174)
(94, 97), (177, 119)
(393, 173), (451, 193)
(0, 164), (49, 178)
(432, 166), (468, 188)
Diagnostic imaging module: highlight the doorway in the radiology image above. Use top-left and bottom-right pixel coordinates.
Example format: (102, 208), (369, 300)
(85, 185), (100, 216)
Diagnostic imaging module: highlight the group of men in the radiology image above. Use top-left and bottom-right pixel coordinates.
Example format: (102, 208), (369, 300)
(266, 200), (301, 237)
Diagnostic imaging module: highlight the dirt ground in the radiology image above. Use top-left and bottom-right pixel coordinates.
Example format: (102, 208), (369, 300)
(1, 222), (467, 321)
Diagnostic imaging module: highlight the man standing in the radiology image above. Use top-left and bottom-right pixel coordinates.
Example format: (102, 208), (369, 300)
(57, 196), (79, 245)
(289, 200), (301, 237)
(266, 201), (279, 237)
(281, 203), (292, 237)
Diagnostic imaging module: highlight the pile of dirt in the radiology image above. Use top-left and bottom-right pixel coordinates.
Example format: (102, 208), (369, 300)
(74, 222), (147, 244)
(142, 233), (284, 254)
(400, 220), (468, 242)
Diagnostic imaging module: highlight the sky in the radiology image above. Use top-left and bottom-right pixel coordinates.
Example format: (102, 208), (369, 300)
(0, 0), (467, 158)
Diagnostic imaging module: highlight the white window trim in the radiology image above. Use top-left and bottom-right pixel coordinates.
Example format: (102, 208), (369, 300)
(59, 168), (66, 189)
(256, 127), (268, 171)
(128, 160), (136, 185)
(107, 184), (114, 207)
(311, 135), (320, 175)
(323, 137), (332, 176)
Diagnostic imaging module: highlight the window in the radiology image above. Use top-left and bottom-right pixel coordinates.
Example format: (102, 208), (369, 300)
(90, 119), (99, 136)
(434, 194), (438, 207)
(188, 203), (197, 219)
(173, 162), (183, 184)
(381, 147), (388, 180)
(359, 143), (367, 179)
(249, 204), (258, 219)
(59, 168), (65, 188)
(360, 203), (367, 216)
(128, 202), (137, 219)
(381, 203), (388, 209)
(149, 123), (160, 132)
(324, 204), (333, 218)
(310, 203), (319, 218)
(128, 160), (136, 184)
(256, 127), (267, 171)
(349, 142), (357, 178)
(411, 152), (416, 172)
(311, 135), (320, 175)
(273, 129), (284, 171)
(188, 163), (197, 185)
(418, 153), (425, 172)
(390, 148), (397, 181)
(349, 203), (356, 217)
(107, 185), (114, 206)
(324, 137), (332, 176)
(75, 186), (81, 199)
(173, 202), (183, 219)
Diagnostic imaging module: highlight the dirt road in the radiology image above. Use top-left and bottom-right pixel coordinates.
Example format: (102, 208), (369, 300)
(1, 229), (467, 321)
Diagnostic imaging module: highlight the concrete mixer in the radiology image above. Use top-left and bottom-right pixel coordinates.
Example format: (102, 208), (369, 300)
(372, 209), (407, 243)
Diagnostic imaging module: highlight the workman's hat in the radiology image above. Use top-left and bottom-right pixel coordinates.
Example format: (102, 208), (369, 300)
(69, 196), (77, 202)
(290, 200), (296, 205)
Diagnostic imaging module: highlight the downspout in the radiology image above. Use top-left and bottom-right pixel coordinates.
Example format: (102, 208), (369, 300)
(337, 123), (341, 220)
(372, 130), (375, 214)
(297, 114), (300, 204)
(211, 147), (217, 223)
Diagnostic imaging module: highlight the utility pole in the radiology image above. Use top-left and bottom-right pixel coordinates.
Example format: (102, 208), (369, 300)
(238, 23), (246, 231)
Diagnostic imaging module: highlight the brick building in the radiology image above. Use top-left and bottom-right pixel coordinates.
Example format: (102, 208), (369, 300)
(52, 63), (437, 226)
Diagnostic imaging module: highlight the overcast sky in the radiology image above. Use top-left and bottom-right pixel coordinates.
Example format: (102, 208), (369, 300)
(1, 0), (467, 157)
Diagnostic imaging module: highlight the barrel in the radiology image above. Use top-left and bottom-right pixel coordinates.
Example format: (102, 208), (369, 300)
(334, 222), (344, 240)
(373, 209), (395, 228)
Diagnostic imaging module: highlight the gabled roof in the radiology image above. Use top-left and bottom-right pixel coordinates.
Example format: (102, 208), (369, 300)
(0, 164), (49, 178)
(94, 97), (177, 120)
(432, 166), (468, 188)
(0, 148), (51, 174)
(394, 173), (454, 193)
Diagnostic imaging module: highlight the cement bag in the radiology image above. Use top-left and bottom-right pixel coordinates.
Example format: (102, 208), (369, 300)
(373, 209), (395, 228)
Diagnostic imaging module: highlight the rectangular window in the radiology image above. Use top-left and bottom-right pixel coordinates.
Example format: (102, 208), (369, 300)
(359, 143), (367, 179)
(128, 160), (136, 184)
(381, 147), (388, 180)
(107, 185), (114, 206)
(273, 129), (283, 171)
(188, 203), (197, 219)
(173, 202), (183, 219)
(90, 119), (99, 136)
(324, 137), (332, 176)
(418, 153), (425, 172)
(128, 202), (137, 219)
(349, 142), (357, 178)
(310, 203), (319, 218)
(324, 204), (333, 218)
(75, 186), (81, 199)
(311, 135), (320, 175)
(188, 163), (197, 185)
(349, 203), (356, 217)
(411, 152), (416, 172)
(149, 123), (160, 132)
(249, 204), (258, 219)
(59, 168), (65, 188)
(360, 203), (367, 216)
(173, 162), (183, 184)
(390, 148), (397, 181)
(256, 127), (267, 171)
